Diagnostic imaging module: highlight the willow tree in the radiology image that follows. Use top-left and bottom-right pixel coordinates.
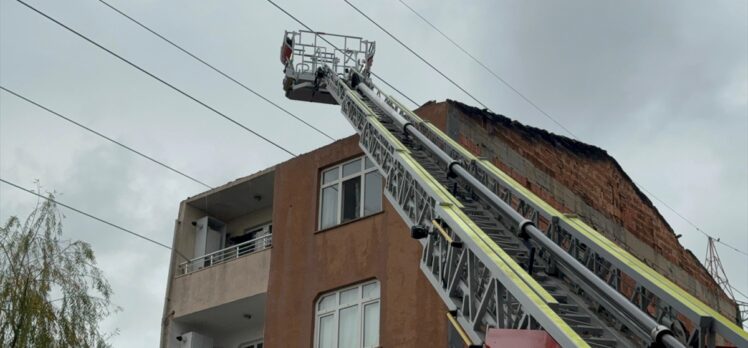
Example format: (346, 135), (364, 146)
(0, 189), (117, 347)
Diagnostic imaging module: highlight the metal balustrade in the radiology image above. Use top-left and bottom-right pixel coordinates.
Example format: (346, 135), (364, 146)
(178, 234), (272, 276)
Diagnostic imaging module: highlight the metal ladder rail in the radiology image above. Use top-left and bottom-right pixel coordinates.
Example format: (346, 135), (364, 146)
(401, 132), (635, 348)
(358, 90), (647, 347)
(354, 77), (685, 348)
(381, 91), (748, 348)
(323, 70), (590, 347)
(365, 100), (635, 348)
(279, 28), (743, 346)
(382, 92), (748, 348)
(344, 83), (563, 309)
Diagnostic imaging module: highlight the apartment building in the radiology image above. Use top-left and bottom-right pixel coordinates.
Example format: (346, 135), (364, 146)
(160, 133), (447, 348)
(159, 100), (737, 348)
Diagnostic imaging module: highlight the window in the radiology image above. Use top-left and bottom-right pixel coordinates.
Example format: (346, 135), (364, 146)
(319, 156), (382, 229)
(315, 281), (380, 348)
(238, 222), (272, 254)
(238, 340), (263, 348)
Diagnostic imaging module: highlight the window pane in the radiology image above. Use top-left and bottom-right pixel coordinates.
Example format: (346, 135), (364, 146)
(318, 294), (336, 312)
(364, 156), (374, 169)
(322, 168), (338, 185)
(364, 171), (382, 216)
(318, 314), (334, 348)
(341, 177), (361, 223)
(342, 159), (362, 177)
(338, 306), (359, 348)
(363, 302), (380, 348)
(320, 185), (339, 229)
(362, 282), (380, 299)
(340, 288), (358, 306)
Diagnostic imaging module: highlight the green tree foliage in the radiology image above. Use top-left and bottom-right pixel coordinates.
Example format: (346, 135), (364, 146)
(0, 189), (117, 347)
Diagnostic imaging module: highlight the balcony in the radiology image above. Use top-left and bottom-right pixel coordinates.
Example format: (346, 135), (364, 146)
(170, 240), (270, 320)
(178, 234), (272, 275)
(168, 294), (267, 348)
(168, 170), (274, 317)
(164, 169), (275, 348)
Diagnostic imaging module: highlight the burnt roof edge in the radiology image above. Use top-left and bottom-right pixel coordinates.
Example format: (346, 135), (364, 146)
(437, 99), (670, 231)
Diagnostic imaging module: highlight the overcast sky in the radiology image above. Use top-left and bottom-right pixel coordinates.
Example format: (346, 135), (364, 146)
(1, 0), (746, 345)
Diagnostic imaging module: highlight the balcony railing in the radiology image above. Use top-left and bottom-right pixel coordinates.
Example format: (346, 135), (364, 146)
(178, 234), (272, 275)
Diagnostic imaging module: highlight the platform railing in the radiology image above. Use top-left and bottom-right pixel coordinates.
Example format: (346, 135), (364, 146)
(178, 234), (272, 275)
(284, 30), (374, 78)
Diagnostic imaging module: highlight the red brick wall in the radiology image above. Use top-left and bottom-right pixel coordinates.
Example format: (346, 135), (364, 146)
(415, 100), (735, 316)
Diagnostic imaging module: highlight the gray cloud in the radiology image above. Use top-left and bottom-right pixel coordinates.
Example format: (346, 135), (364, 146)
(1, 0), (746, 345)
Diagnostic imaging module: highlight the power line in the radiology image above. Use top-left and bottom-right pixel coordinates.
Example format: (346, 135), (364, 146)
(97, 0), (335, 142)
(266, 0), (748, 262)
(15, 0), (296, 158)
(0, 177), (186, 260)
(396, 0), (748, 258)
(396, 0), (578, 139)
(0, 86), (213, 190)
(271, 0), (745, 258)
(276, 0), (747, 259)
(343, 0), (490, 111)
(732, 284), (748, 301)
(9, 0), (743, 260)
(637, 183), (748, 257)
(371, 73), (419, 107)
(264, 0), (420, 108)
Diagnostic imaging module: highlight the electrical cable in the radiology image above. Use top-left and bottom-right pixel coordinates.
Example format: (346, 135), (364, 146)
(15, 0), (297, 158)
(18, 0), (740, 258)
(396, 0), (578, 138)
(344, 0), (490, 111)
(732, 285), (748, 301)
(264, 0), (420, 108)
(0, 177), (187, 260)
(98, 0), (335, 141)
(1, 86), (213, 190)
(638, 183), (748, 257)
(396, 0), (748, 258)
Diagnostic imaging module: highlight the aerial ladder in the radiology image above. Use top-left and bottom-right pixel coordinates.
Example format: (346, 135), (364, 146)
(279, 30), (748, 348)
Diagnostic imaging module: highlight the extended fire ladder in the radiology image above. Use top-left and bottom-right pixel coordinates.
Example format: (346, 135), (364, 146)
(280, 30), (748, 348)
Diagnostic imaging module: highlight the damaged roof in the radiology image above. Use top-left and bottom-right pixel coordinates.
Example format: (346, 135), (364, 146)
(421, 99), (729, 300)
(430, 98), (677, 238)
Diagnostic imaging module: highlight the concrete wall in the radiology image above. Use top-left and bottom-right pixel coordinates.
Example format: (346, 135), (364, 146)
(170, 250), (270, 318)
(263, 135), (448, 347)
(162, 202), (208, 347)
(174, 204), (208, 261)
(415, 100), (737, 320)
(165, 320), (186, 348)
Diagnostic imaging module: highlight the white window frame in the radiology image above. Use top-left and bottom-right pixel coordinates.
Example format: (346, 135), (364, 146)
(238, 339), (263, 348)
(242, 222), (272, 238)
(318, 156), (382, 230)
(314, 280), (381, 348)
